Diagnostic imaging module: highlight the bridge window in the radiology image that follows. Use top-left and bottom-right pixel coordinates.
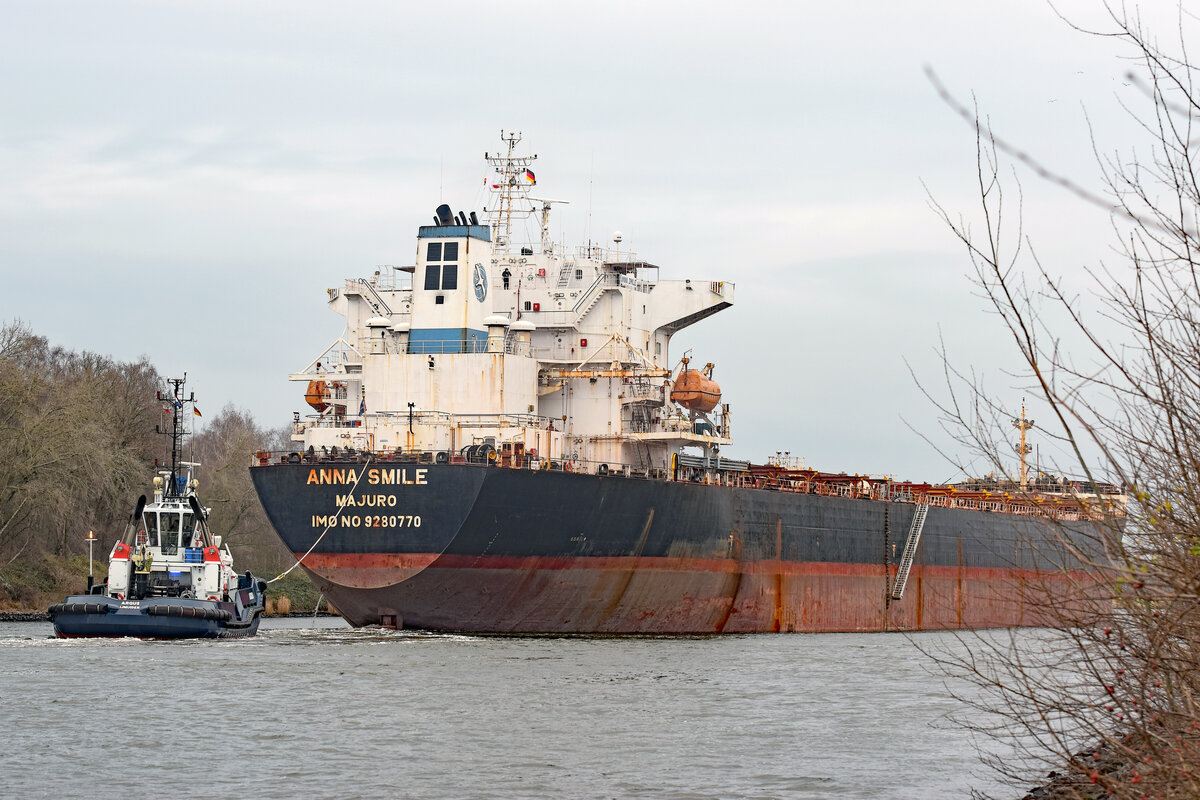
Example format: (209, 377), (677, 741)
(182, 513), (198, 546)
(424, 242), (459, 291)
(159, 513), (181, 555)
(142, 512), (159, 546)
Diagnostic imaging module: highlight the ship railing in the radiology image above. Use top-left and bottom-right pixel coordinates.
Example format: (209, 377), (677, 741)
(622, 382), (665, 401)
(620, 274), (655, 293)
(247, 448), (1110, 522)
(742, 466), (1107, 522)
(451, 412), (554, 428)
(294, 336), (363, 376)
(582, 271), (655, 298)
(369, 267), (414, 292)
(398, 337), (534, 356)
(532, 272), (657, 327)
(346, 278), (395, 315)
(294, 410), (452, 434)
(575, 272), (617, 309)
(574, 244), (641, 263)
(294, 410), (560, 435)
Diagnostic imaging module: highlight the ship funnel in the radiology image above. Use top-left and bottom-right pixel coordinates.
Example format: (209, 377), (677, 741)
(469, 211), (479, 225)
(435, 204), (454, 226)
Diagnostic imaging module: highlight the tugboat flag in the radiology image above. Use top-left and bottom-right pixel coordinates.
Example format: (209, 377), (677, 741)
(524, 169), (535, 184)
(193, 407), (202, 417)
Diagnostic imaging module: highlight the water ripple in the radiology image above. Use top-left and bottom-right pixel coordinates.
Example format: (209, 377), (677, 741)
(0, 618), (1010, 799)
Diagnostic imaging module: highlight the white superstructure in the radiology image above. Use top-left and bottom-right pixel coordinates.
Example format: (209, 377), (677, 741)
(290, 131), (734, 475)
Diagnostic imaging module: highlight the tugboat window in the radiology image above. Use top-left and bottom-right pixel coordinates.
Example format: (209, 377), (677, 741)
(182, 513), (197, 545)
(424, 265), (441, 290)
(159, 513), (181, 555)
(441, 264), (458, 290)
(443, 242), (459, 262)
(427, 242), (442, 261)
(142, 512), (158, 544)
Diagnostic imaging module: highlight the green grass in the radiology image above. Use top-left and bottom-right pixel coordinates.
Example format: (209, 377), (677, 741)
(264, 569), (328, 614)
(0, 554), (108, 611)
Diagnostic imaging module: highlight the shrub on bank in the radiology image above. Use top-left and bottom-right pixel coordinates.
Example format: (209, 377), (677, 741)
(263, 570), (327, 614)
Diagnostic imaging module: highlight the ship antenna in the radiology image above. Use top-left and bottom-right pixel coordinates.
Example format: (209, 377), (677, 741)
(586, 151), (593, 244)
(484, 130), (538, 253)
(156, 374), (196, 498)
(1012, 398), (1035, 492)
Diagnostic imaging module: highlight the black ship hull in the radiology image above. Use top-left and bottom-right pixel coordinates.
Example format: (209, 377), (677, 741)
(250, 461), (1103, 633)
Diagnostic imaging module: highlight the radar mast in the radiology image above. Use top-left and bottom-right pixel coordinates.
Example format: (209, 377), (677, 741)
(155, 374), (196, 498)
(484, 130), (538, 253)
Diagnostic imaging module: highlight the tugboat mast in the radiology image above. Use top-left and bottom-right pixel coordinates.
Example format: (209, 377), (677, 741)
(156, 375), (195, 498)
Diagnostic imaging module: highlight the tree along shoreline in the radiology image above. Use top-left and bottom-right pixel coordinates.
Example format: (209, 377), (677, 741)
(0, 320), (306, 613)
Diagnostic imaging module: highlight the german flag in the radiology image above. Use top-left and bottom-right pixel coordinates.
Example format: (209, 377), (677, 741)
(524, 169), (536, 184)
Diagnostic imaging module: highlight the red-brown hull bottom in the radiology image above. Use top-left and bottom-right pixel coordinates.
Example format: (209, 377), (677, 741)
(300, 553), (1084, 633)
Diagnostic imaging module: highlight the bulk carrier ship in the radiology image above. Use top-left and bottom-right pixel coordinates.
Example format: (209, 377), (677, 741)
(250, 132), (1122, 633)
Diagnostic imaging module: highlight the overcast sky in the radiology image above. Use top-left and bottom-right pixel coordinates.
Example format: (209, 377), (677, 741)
(1, 1), (1174, 481)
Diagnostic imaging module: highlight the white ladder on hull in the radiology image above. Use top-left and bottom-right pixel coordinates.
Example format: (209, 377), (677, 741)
(890, 503), (930, 601)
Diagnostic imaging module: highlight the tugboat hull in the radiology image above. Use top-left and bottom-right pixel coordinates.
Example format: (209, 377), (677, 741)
(49, 596), (262, 639)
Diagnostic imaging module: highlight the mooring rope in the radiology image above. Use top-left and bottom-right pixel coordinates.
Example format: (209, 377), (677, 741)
(266, 455), (373, 584)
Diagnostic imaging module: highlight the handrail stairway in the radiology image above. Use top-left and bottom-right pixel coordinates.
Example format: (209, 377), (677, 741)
(890, 503), (930, 601)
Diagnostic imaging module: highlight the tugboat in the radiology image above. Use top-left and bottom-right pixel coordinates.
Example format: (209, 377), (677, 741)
(49, 377), (266, 638)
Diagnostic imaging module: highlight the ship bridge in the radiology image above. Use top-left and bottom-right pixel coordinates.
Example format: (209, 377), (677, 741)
(286, 132), (735, 477)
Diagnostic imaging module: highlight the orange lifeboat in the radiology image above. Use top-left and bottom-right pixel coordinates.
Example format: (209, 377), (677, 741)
(305, 380), (330, 412)
(671, 368), (721, 413)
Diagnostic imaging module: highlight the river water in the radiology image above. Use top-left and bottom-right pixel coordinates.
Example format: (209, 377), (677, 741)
(0, 618), (1018, 799)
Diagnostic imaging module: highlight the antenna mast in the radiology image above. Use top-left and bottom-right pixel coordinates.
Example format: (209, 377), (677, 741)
(1012, 398), (1035, 491)
(156, 374), (196, 498)
(484, 130), (538, 253)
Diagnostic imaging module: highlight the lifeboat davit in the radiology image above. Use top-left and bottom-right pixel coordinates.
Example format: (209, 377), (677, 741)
(305, 380), (330, 412)
(670, 369), (721, 413)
